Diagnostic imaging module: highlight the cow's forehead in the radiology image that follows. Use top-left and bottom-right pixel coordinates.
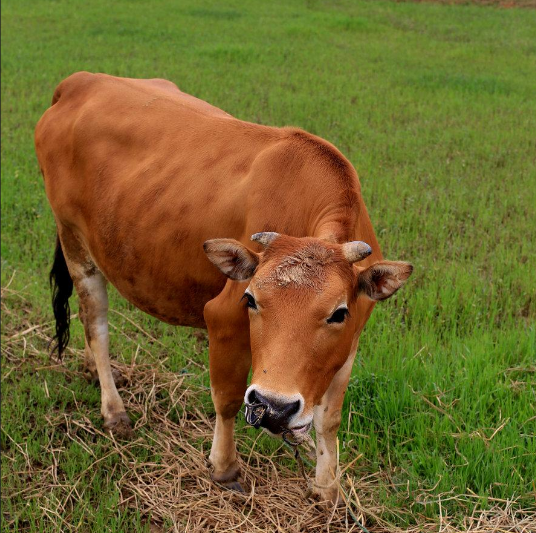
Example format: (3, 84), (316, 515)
(253, 240), (352, 292)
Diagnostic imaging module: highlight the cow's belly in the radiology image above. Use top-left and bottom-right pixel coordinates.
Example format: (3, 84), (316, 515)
(109, 267), (224, 328)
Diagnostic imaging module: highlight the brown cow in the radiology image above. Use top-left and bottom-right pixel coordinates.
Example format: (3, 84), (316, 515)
(35, 72), (412, 504)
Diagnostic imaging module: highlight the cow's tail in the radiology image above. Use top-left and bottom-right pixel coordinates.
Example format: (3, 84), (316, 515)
(49, 234), (73, 359)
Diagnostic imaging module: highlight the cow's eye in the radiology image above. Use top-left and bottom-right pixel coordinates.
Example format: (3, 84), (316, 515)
(327, 307), (349, 324)
(242, 292), (257, 310)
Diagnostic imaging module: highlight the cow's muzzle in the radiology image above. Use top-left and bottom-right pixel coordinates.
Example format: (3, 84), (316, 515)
(244, 388), (302, 434)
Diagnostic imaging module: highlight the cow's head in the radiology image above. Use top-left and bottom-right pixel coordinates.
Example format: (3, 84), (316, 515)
(203, 233), (412, 439)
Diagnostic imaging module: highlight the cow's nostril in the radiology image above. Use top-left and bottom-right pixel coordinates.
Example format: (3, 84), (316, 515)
(247, 388), (259, 405)
(285, 399), (300, 418)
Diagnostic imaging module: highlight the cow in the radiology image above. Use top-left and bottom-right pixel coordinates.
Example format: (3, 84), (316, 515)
(35, 72), (413, 505)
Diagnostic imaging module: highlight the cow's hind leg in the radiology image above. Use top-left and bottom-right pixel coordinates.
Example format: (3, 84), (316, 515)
(82, 337), (99, 384)
(58, 226), (132, 437)
(204, 282), (251, 491)
(82, 334), (127, 388)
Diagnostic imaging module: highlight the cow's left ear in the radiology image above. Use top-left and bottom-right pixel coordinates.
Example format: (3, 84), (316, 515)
(203, 239), (260, 281)
(357, 261), (413, 301)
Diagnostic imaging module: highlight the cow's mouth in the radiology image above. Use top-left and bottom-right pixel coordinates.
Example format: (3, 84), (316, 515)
(279, 421), (313, 445)
(288, 422), (312, 436)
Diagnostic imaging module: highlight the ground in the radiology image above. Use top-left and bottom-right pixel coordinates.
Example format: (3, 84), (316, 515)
(1, 0), (535, 531)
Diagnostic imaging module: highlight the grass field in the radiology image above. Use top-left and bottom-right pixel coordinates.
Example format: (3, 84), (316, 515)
(2, 0), (536, 531)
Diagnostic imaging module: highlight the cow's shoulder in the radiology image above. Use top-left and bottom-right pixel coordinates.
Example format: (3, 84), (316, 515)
(282, 128), (353, 173)
(278, 128), (360, 194)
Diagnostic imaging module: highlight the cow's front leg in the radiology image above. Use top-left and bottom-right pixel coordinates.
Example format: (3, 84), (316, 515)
(209, 393), (244, 490)
(313, 346), (357, 505)
(204, 282), (251, 490)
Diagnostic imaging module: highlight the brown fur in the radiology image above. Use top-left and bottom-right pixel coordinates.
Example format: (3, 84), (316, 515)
(36, 72), (376, 328)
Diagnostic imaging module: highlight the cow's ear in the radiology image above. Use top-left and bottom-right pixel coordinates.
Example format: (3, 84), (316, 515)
(357, 261), (413, 301)
(203, 239), (260, 281)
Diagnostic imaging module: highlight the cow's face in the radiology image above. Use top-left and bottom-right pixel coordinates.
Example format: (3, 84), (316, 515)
(204, 233), (412, 439)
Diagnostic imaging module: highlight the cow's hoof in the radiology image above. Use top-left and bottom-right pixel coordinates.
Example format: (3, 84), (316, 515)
(103, 412), (133, 439)
(218, 480), (245, 493)
(211, 462), (244, 492)
(311, 485), (344, 508)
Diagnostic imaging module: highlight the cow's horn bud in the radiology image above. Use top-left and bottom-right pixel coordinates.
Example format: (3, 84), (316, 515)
(251, 232), (280, 247)
(342, 241), (372, 263)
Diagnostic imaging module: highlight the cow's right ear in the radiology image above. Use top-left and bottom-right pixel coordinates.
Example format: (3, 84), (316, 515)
(203, 239), (260, 281)
(357, 261), (413, 301)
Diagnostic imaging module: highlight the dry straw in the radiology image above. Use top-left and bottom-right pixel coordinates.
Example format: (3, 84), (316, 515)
(2, 277), (534, 532)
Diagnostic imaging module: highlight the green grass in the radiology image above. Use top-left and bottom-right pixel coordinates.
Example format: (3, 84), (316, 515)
(2, 0), (536, 530)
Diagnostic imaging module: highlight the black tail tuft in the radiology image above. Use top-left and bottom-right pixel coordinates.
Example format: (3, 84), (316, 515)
(49, 235), (73, 358)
